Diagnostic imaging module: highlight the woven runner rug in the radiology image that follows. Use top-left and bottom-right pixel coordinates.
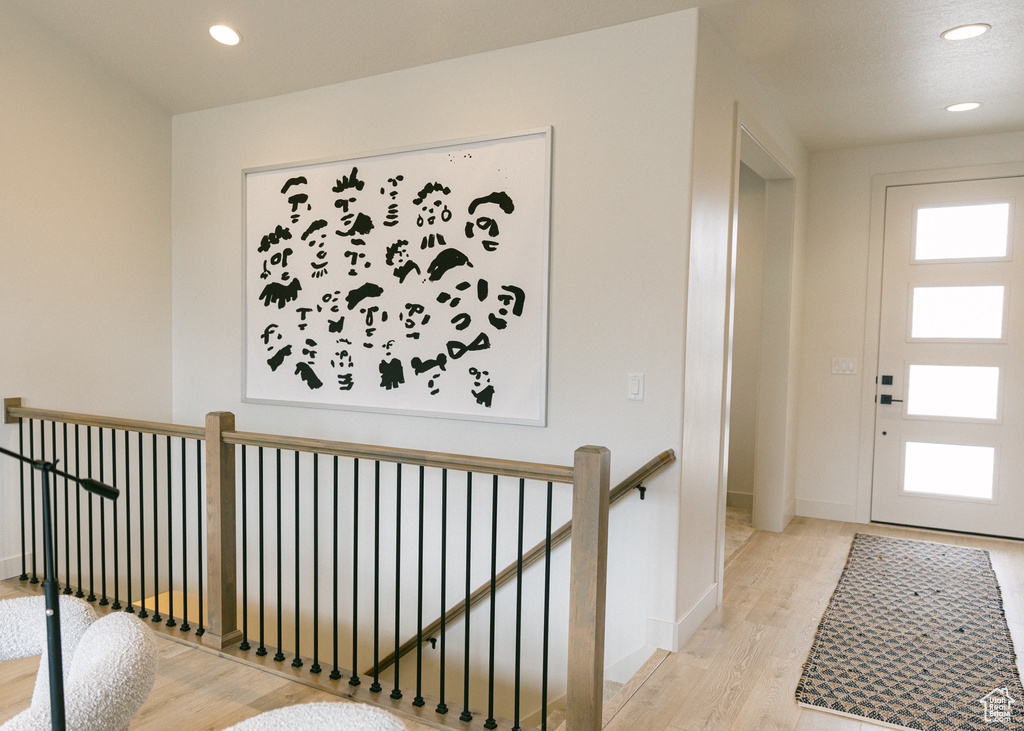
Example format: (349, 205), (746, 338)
(796, 533), (1024, 730)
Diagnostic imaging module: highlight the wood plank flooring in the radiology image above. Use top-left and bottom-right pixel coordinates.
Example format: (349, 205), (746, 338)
(603, 516), (1024, 731)
(0, 580), (434, 730)
(724, 506), (755, 567)
(3, 516), (1023, 729)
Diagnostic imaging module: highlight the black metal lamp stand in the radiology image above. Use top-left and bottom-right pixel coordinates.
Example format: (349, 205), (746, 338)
(0, 444), (118, 731)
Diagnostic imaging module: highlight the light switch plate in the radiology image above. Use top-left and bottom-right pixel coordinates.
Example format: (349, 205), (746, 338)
(627, 373), (644, 400)
(831, 358), (856, 375)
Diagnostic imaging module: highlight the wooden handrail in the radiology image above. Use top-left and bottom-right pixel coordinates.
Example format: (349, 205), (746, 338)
(4, 402), (204, 440)
(607, 449), (676, 503)
(225, 429), (575, 484)
(365, 448), (675, 676)
(1, 401), (575, 484)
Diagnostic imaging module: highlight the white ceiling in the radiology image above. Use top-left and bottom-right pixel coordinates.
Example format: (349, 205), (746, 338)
(703, 0), (1024, 150)
(6, 0), (1024, 151)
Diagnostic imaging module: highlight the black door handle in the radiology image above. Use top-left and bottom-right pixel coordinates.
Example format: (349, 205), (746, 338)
(879, 394), (903, 405)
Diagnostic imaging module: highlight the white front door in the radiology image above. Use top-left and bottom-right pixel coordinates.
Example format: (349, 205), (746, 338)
(871, 175), (1024, 538)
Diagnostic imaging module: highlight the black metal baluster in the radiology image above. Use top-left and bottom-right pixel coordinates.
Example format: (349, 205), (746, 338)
(30, 419), (38, 584)
(166, 435), (176, 627)
(47, 423), (58, 583)
(513, 478), (526, 731)
(124, 431), (133, 612)
(348, 459), (360, 687)
(391, 463), (403, 701)
(75, 426), (84, 599)
(151, 433), (162, 623)
(257, 447), (267, 657)
(18, 418), (27, 582)
(436, 469), (448, 715)
(138, 432), (148, 618)
(99, 428), (108, 605)
(39, 421), (48, 584)
(41, 422), (53, 583)
(292, 451), (302, 668)
(330, 455), (340, 680)
(179, 437), (189, 631)
(460, 472), (473, 723)
(50, 423), (59, 586)
(274, 449), (284, 663)
(46, 422), (60, 588)
(196, 439), (205, 636)
(484, 474), (499, 730)
(111, 430), (121, 609)
(50, 421), (63, 590)
(413, 465), (425, 708)
(63, 424), (72, 595)
(370, 460), (381, 694)
(240, 445), (250, 651)
(86, 427), (95, 600)
(53, 425), (61, 584)
(541, 482), (553, 731)
(311, 453), (321, 674)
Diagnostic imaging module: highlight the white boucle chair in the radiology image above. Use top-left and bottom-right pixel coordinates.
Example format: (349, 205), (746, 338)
(0, 595), (97, 705)
(0, 602), (158, 731)
(224, 702), (408, 730)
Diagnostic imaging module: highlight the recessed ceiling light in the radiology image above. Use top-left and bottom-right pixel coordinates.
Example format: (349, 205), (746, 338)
(941, 23), (991, 41)
(210, 25), (241, 46)
(946, 102), (982, 112)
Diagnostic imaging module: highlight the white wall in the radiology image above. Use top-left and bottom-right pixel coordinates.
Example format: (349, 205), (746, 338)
(0, 5), (172, 577)
(795, 130), (1024, 521)
(679, 13), (807, 632)
(726, 163), (766, 508)
(752, 175), (801, 532)
(171, 11), (700, 676)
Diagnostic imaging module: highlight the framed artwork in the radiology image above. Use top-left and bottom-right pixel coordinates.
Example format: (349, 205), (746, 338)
(242, 128), (551, 424)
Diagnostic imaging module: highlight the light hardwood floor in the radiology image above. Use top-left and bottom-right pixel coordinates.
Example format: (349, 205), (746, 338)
(724, 506), (755, 566)
(603, 516), (1024, 731)
(2, 516), (1023, 730)
(0, 578), (435, 730)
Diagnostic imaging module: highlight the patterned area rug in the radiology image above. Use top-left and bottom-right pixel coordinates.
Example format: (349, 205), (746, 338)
(796, 533), (1024, 730)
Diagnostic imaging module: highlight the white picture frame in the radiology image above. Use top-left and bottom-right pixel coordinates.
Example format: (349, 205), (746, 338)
(242, 128), (551, 425)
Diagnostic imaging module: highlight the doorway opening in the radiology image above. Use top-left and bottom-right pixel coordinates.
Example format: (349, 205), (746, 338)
(724, 127), (796, 536)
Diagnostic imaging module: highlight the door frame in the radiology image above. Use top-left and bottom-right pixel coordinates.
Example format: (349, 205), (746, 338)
(734, 128), (797, 534)
(856, 161), (1024, 523)
(710, 105), (800, 607)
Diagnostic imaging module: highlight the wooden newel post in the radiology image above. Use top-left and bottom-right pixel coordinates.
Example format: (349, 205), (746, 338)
(3, 397), (22, 424)
(566, 445), (611, 731)
(204, 411), (242, 648)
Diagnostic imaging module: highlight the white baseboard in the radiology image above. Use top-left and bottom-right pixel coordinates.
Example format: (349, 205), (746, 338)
(796, 498), (857, 523)
(604, 643), (658, 685)
(522, 692), (566, 727)
(0, 553), (29, 580)
(784, 499), (796, 527)
(726, 491), (754, 510)
(646, 582), (717, 652)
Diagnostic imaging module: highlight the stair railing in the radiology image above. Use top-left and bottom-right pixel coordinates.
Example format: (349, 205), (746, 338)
(367, 449), (675, 680)
(2, 397), (666, 731)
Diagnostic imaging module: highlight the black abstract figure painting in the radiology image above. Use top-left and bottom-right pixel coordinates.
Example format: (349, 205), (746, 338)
(244, 129), (550, 424)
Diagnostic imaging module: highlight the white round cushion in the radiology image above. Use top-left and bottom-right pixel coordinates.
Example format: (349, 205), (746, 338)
(226, 702), (407, 730)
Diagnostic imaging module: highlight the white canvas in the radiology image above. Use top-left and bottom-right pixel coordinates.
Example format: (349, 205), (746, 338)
(243, 129), (551, 424)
